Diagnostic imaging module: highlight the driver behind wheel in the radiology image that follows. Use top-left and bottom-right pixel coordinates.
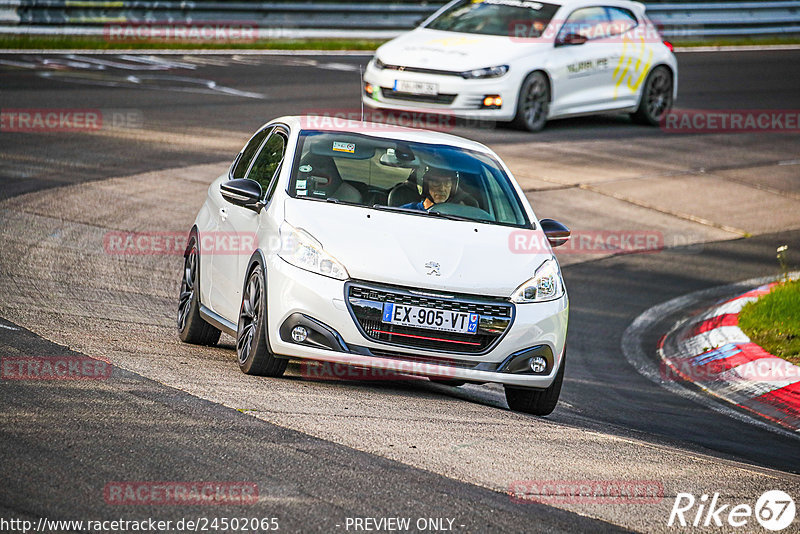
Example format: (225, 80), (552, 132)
(401, 166), (457, 211)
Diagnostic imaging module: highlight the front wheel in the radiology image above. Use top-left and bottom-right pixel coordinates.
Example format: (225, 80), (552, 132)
(630, 65), (673, 126)
(511, 71), (550, 132)
(504, 355), (564, 416)
(237, 264), (288, 377)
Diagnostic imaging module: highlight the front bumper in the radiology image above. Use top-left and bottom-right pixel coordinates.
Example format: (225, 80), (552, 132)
(362, 62), (520, 122)
(266, 256), (568, 388)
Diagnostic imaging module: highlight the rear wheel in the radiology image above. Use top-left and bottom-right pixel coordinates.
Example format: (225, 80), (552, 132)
(630, 65), (673, 126)
(237, 264), (288, 377)
(504, 355), (564, 416)
(511, 71), (550, 132)
(177, 235), (221, 346)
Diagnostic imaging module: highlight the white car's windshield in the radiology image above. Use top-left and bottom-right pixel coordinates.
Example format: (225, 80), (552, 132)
(289, 131), (531, 228)
(426, 0), (560, 37)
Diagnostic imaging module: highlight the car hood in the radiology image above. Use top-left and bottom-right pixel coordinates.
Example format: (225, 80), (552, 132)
(283, 199), (553, 297)
(375, 28), (550, 72)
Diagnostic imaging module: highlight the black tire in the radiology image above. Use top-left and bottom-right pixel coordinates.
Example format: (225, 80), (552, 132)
(237, 264), (288, 377)
(504, 354), (564, 416)
(429, 378), (467, 387)
(177, 234), (221, 346)
(630, 65), (673, 126)
(511, 71), (550, 132)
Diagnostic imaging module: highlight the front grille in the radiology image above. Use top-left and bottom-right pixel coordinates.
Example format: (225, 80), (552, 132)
(380, 88), (457, 105)
(378, 64), (463, 77)
(347, 283), (513, 354)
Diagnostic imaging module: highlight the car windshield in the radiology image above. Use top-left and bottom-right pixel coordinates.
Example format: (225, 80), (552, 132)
(288, 131), (531, 228)
(426, 0), (560, 38)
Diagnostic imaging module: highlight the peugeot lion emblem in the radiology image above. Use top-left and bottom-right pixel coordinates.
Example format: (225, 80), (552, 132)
(425, 261), (441, 276)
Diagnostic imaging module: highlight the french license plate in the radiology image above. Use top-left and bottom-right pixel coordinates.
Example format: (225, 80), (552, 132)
(382, 303), (479, 335)
(394, 80), (438, 95)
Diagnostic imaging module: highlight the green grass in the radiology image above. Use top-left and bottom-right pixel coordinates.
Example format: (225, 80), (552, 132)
(0, 34), (388, 51)
(1, 33), (799, 51)
(739, 280), (800, 366)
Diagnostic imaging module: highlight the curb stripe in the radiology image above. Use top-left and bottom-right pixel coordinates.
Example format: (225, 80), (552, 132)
(672, 281), (800, 430)
(753, 382), (800, 419)
(682, 325), (750, 357)
(685, 313), (738, 338)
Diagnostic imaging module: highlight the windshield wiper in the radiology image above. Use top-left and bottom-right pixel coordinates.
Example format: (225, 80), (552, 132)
(370, 204), (476, 223)
(370, 204), (421, 214)
(424, 210), (475, 223)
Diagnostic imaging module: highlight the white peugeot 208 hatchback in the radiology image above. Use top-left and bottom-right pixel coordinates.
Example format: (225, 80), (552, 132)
(363, 0), (677, 131)
(178, 116), (570, 415)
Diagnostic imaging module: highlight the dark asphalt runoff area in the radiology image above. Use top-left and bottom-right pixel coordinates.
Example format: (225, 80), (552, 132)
(1, 49), (799, 532)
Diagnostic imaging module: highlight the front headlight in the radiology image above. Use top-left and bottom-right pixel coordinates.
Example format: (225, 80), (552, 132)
(374, 57), (387, 70)
(460, 65), (509, 79)
(279, 222), (349, 280)
(511, 258), (564, 303)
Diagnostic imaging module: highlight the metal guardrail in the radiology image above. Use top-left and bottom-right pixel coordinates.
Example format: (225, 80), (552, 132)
(1, 0), (799, 40)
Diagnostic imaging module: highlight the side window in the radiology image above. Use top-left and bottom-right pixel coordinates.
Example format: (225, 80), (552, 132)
(605, 7), (637, 36)
(483, 167), (521, 225)
(246, 131), (286, 199)
(558, 7), (609, 42)
(231, 127), (272, 180)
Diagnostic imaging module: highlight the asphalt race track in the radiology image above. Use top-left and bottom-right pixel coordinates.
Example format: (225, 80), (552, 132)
(1, 50), (799, 532)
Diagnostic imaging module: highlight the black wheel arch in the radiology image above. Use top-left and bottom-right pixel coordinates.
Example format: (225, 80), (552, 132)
(636, 63), (675, 107)
(522, 69), (553, 103)
(241, 248), (278, 356)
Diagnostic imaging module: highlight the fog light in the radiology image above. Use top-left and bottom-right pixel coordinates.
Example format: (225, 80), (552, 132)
(482, 95), (502, 108)
(530, 356), (547, 373)
(291, 326), (308, 343)
(364, 82), (374, 95)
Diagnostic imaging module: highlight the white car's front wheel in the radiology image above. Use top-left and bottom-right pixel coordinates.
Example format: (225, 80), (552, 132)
(237, 264), (288, 377)
(504, 354), (564, 415)
(511, 71), (550, 132)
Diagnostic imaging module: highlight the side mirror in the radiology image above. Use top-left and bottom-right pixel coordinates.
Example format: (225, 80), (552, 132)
(539, 218), (570, 248)
(221, 178), (264, 212)
(556, 33), (588, 46)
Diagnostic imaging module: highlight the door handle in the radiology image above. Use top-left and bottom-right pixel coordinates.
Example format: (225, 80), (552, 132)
(219, 207), (228, 222)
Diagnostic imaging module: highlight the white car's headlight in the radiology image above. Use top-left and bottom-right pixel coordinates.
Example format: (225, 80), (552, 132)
(460, 65), (509, 79)
(374, 57), (387, 70)
(279, 222), (349, 280)
(511, 258), (564, 303)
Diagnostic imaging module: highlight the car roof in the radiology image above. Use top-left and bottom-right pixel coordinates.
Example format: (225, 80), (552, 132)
(552, 0), (645, 11)
(271, 115), (493, 154)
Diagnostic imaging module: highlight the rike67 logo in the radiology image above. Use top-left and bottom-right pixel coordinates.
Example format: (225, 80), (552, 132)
(668, 490), (796, 531)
